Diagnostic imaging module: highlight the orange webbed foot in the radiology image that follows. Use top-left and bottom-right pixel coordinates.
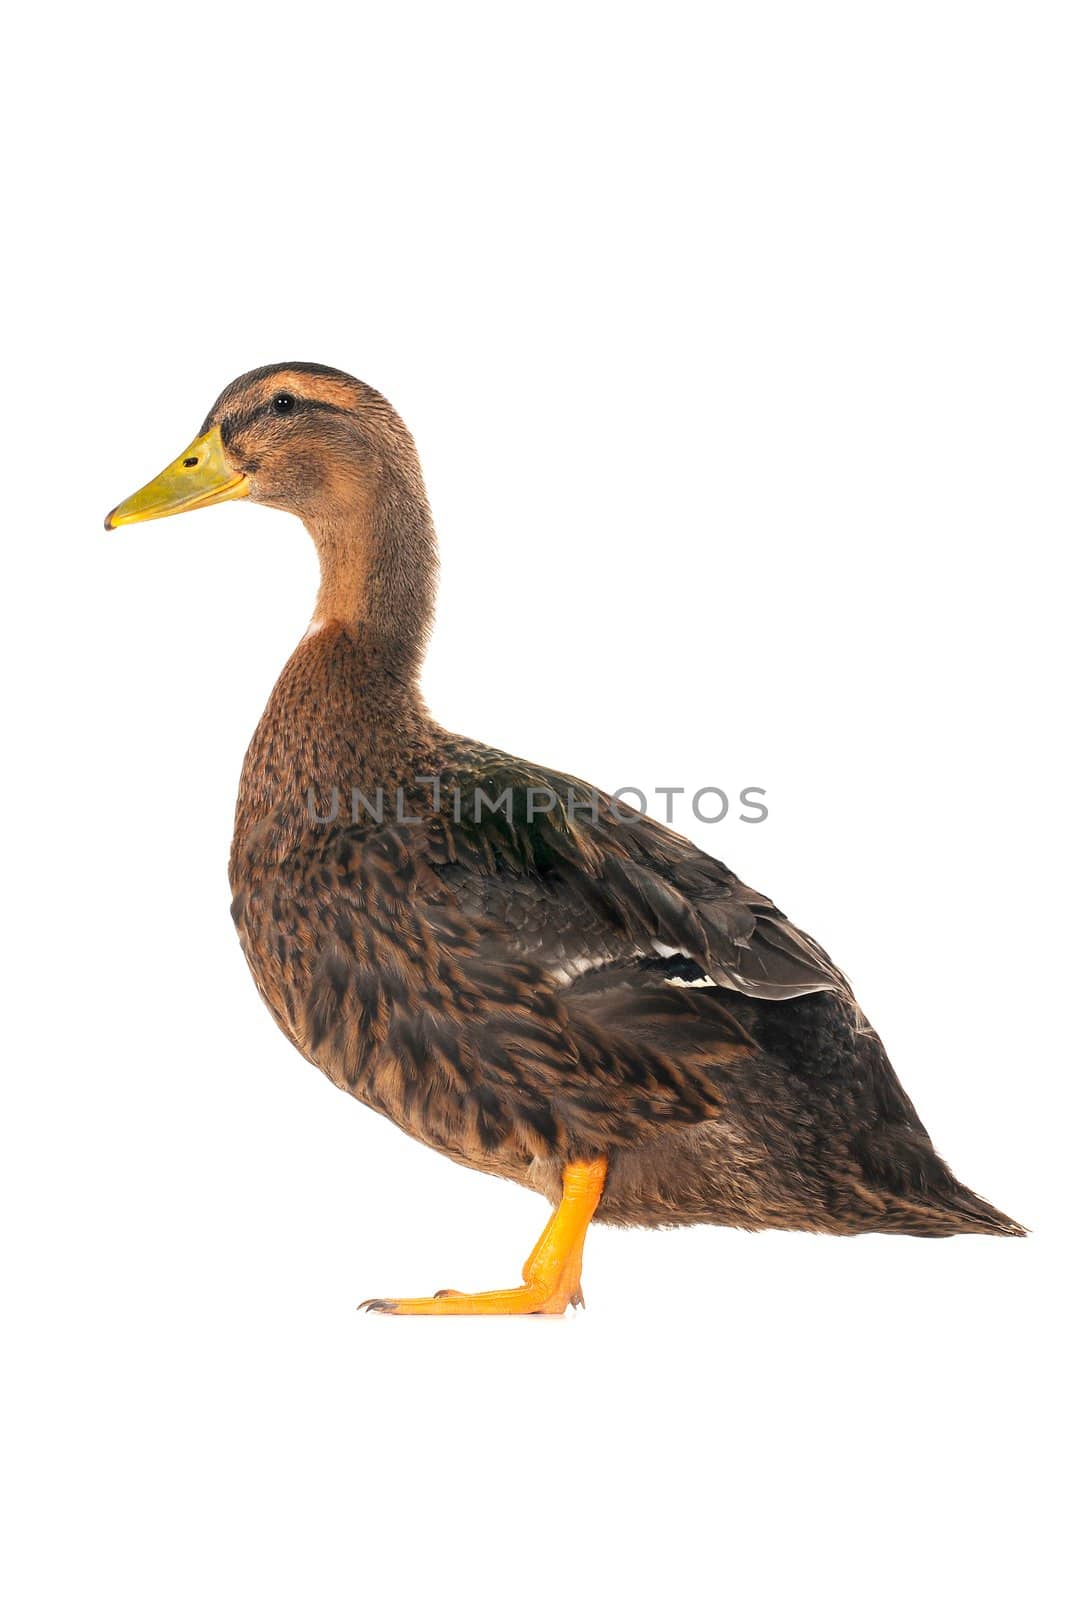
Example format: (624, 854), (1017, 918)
(359, 1156), (607, 1317)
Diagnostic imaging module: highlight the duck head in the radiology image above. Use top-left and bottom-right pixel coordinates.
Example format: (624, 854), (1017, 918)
(105, 363), (437, 673)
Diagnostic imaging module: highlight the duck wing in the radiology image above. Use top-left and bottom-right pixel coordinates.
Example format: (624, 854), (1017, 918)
(425, 744), (850, 1003)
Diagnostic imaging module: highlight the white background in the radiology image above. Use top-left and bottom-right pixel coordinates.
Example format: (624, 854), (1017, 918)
(2, 4), (1063, 1597)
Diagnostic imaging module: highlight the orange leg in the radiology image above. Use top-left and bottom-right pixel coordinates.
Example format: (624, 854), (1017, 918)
(360, 1156), (608, 1316)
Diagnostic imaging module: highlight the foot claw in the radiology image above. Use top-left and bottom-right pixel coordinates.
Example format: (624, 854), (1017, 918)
(359, 1298), (399, 1314)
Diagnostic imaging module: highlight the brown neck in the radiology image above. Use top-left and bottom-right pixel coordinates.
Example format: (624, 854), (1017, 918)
(232, 460), (439, 872)
(307, 452), (438, 687)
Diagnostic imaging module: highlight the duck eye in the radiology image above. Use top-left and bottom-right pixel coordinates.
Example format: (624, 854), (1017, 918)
(272, 393), (295, 414)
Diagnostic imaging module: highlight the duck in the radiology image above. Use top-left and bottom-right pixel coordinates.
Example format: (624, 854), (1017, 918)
(105, 362), (1024, 1314)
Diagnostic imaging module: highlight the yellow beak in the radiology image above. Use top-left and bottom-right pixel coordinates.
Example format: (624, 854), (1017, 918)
(104, 424), (250, 529)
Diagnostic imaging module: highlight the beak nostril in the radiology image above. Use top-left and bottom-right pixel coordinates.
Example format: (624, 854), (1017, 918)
(183, 457), (198, 468)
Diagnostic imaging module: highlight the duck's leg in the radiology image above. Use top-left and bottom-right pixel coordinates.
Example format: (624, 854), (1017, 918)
(360, 1156), (608, 1316)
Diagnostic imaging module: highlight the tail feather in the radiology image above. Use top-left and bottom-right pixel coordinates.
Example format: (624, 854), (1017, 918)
(856, 1122), (1026, 1237)
(721, 989), (1027, 1238)
(941, 1187), (1027, 1238)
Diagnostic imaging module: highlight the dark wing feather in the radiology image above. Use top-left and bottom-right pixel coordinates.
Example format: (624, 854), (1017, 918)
(426, 743), (850, 1003)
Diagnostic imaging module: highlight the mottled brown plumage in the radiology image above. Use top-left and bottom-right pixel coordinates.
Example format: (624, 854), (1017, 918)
(110, 362), (1023, 1302)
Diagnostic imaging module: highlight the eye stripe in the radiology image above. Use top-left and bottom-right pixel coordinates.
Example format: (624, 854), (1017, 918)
(218, 395), (351, 445)
(253, 397), (349, 426)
